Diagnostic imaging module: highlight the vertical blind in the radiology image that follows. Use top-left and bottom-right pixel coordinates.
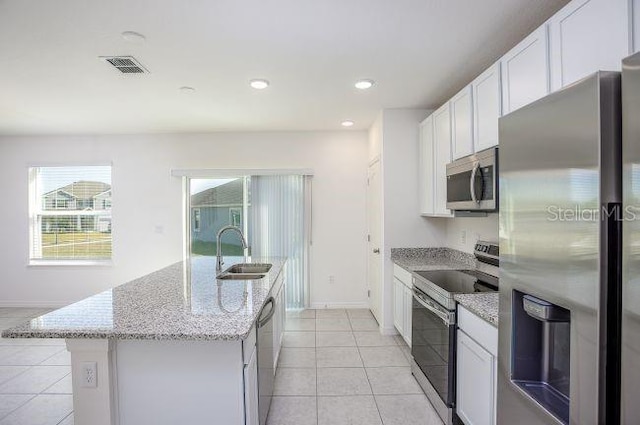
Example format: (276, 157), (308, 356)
(250, 175), (310, 309)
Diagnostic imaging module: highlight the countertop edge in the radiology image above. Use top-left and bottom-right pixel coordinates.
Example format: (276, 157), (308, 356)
(2, 256), (286, 342)
(454, 293), (499, 327)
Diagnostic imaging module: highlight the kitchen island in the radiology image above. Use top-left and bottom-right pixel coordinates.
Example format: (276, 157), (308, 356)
(2, 256), (287, 425)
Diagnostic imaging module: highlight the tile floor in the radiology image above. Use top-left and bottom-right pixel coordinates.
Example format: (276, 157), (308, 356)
(0, 307), (441, 425)
(0, 308), (72, 425)
(267, 308), (443, 425)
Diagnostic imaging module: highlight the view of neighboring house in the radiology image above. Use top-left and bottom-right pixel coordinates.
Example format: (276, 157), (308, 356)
(190, 179), (248, 246)
(41, 180), (112, 232)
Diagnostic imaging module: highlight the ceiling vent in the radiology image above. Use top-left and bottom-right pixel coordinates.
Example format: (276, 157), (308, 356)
(100, 56), (149, 74)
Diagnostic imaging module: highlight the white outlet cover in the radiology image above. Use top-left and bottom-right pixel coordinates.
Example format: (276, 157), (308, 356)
(81, 361), (97, 388)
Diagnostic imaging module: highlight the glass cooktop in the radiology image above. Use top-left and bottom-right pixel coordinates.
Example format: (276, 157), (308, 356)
(414, 269), (498, 294)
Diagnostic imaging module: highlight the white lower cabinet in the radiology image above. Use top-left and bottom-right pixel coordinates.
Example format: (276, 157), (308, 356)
(456, 305), (497, 425)
(393, 277), (405, 336)
(393, 264), (413, 346)
(402, 283), (412, 346)
(272, 274), (286, 370)
(244, 344), (259, 425)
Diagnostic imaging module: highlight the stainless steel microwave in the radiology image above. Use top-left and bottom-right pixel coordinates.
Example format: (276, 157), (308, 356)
(446, 147), (498, 211)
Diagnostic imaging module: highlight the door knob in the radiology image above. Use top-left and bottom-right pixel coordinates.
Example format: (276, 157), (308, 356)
(373, 248), (380, 254)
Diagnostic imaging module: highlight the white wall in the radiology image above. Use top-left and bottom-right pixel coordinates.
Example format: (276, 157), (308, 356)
(369, 109), (447, 333)
(444, 214), (499, 253)
(0, 131), (369, 307)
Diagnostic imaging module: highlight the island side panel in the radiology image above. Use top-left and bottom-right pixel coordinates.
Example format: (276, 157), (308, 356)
(116, 339), (246, 425)
(66, 339), (119, 425)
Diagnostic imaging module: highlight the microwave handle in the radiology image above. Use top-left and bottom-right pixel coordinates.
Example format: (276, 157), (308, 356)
(470, 162), (480, 204)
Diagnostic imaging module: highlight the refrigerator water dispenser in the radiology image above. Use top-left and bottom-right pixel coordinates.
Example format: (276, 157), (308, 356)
(511, 290), (571, 424)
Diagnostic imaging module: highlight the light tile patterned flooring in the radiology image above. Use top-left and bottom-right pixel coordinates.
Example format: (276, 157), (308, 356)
(0, 308), (73, 425)
(0, 307), (442, 425)
(267, 308), (444, 425)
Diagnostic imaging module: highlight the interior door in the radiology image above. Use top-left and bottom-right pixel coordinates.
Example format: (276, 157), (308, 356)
(367, 160), (382, 323)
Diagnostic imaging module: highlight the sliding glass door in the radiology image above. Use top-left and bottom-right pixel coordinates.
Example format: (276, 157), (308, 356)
(250, 175), (309, 309)
(188, 177), (251, 256)
(185, 174), (310, 309)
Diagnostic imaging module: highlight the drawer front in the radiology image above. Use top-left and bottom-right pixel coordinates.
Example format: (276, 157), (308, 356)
(457, 305), (497, 356)
(393, 264), (413, 287)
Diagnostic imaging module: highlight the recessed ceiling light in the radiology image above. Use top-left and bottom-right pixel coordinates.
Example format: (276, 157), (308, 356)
(355, 79), (374, 90)
(121, 31), (146, 43)
(250, 79), (270, 90)
(179, 86), (196, 93)
(341, 120), (355, 127)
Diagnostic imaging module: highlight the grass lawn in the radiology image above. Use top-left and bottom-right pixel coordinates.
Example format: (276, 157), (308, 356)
(191, 240), (245, 256)
(41, 232), (112, 259)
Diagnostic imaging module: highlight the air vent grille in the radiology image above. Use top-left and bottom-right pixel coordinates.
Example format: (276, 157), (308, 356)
(100, 56), (149, 74)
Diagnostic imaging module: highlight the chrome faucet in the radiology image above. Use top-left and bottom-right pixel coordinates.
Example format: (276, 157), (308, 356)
(216, 225), (248, 272)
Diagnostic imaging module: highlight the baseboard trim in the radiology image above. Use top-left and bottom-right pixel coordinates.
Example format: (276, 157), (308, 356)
(380, 326), (400, 336)
(309, 301), (369, 309)
(0, 300), (72, 308)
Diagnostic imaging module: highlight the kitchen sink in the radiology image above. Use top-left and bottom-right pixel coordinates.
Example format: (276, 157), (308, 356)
(217, 273), (266, 280)
(225, 263), (272, 274)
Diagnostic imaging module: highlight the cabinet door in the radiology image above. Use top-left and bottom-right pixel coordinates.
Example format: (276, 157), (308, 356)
(549, 0), (630, 91)
(393, 278), (404, 335)
(451, 86), (474, 160)
(501, 25), (550, 114)
(457, 331), (496, 425)
(473, 63), (501, 152)
(433, 103), (453, 217)
(402, 284), (412, 347)
(418, 116), (435, 215)
(244, 346), (259, 425)
(273, 281), (286, 370)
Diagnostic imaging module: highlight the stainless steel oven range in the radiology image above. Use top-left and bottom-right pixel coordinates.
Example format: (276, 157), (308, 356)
(410, 241), (499, 425)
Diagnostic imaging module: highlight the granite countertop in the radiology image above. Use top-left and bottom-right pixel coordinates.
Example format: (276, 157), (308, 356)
(454, 293), (499, 327)
(391, 247), (499, 326)
(2, 256), (286, 341)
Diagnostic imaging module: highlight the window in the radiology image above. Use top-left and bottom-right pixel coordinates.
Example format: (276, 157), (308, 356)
(193, 208), (201, 232)
(229, 207), (242, 227)
(29, 166), (112, 263)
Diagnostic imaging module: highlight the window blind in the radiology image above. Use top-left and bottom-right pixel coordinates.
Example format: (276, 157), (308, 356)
(250, 175), (310, 309)
(29, 166), (112, 261)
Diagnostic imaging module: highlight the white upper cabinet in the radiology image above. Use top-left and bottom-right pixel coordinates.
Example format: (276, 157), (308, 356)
(451, 86), (474, 160)
(472, 62), (502, 152)
(433, 103), (453, 217)
(549, 0), (631, 91)
(418, 116), (435, 216)
(501, 25), (550, 115)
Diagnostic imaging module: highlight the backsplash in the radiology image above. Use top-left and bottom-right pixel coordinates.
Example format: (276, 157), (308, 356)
(391, 247), (476, 268)
(445, 214), (499, 253)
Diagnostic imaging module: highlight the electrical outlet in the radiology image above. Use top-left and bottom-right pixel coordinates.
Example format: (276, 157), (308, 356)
(460, 230), (467, 245)
(329, 275), (335, 284)
(81, 361), (97, 388)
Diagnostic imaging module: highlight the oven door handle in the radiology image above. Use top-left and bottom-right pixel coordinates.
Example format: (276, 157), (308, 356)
(413, 290), (454, 326)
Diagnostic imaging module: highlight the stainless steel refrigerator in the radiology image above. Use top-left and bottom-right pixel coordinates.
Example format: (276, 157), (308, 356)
(497, 66), (626, 424)
(621, 51), (640, 425)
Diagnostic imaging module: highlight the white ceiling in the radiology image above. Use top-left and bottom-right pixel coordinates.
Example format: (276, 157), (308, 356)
(0, 0), (568, 135)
